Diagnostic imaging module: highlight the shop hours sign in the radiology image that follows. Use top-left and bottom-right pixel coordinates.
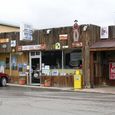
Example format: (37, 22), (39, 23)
(109, 62), (115, 80)
(20, 24), (33, 41)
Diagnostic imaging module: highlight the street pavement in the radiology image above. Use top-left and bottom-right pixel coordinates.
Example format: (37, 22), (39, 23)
(0, 85), (115, 115)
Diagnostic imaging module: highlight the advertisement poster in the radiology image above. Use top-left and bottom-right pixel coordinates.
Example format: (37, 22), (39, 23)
(100, 26), (108, 39)
(109, 62), (115, 80)
(20, 24), (33, 41)
(11, 55), (17, 70)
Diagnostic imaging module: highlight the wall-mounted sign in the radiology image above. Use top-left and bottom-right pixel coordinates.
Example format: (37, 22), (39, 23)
(0, 38), (9, 43)
(100, 26), (108, 39)
(59, 34), (68, 40)
(73, 20), (79, 42)
(20, 24), (33, 41)
(55, 42), (61, 49)
(51, 69), (59, 76)
(19, 72), (26, 76)
(62, 45), (69, 49)
(11, 40), (16, 47)
(72, 42), (82, 47)
(18, 44), (46, 51)
(109, 62), (115, 80)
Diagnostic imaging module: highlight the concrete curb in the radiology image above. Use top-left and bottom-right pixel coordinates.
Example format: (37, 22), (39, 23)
(7, 83), (73, 91)
(7, 83), (115, 94)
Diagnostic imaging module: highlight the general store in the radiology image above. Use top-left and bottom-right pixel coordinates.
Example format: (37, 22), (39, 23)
(2, 23), (114, 88)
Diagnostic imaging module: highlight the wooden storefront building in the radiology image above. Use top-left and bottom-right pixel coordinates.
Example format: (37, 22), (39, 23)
(90, 26), (115, 86)
(0, 24), (102, 88)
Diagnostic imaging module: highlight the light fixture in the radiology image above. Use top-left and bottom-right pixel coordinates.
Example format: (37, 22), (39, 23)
(83, 25), (88, 31)
(46, 29), (51, 34)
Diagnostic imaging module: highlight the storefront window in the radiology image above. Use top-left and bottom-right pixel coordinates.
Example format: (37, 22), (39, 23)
(42, 50), (82, 70)
(42, 51), (62, 69)
(64, 50), (82, 69)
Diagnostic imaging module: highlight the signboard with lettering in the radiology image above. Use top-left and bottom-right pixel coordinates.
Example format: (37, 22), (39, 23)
(72, 42), (82, 47)
(20, 24), (33, 41)
(18, 44), (46, 51)
(109, 62), (115, 80)
(59, 34), (68, 40)
(0, 38), (9, 43)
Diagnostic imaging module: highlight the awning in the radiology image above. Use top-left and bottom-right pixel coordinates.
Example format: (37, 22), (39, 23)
(90, 40), (115, 51)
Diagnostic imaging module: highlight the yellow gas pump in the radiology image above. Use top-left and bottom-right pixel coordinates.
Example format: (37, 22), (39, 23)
(74, 70), (82, 89)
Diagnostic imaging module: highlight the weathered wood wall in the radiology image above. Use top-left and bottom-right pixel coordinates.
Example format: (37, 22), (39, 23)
(109, 26), (115, 39)
(0, 25), (101, 88)
(0, 32), (19, 53)
(82, 24), (100, 88)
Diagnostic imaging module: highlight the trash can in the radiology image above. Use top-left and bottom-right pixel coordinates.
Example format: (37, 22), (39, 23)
(74, 70), (82, 89)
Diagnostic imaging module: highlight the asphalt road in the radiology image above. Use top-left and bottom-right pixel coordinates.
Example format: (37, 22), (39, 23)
(0, 86), (115, 115)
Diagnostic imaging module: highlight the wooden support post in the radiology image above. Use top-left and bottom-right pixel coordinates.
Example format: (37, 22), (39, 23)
(90, 51), (94, 88)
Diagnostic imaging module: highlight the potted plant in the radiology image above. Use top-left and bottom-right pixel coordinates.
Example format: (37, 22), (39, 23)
(19, 77), (26, 85)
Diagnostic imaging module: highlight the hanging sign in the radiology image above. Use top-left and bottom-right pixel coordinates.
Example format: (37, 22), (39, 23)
(109, 62), (115, 80)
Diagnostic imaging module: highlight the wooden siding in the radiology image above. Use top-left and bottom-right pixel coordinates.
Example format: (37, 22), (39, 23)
(0, 32), (19, 53)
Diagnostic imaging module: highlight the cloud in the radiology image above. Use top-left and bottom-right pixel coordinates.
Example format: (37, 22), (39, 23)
(0, 0), (115, 28)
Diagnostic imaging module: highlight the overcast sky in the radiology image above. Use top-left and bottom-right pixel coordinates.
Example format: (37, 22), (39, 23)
(0, 0), (115, 29)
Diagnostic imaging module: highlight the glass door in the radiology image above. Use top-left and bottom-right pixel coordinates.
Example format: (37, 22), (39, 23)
(29, 51), (41, 85)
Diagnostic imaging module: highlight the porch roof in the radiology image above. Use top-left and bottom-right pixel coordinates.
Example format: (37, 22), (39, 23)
(90, 39), (115, 51)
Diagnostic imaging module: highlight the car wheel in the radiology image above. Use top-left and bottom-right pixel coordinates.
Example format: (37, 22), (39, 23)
(1, 78), (7, 87)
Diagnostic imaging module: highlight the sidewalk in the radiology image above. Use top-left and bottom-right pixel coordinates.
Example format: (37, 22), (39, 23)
(79, 87), (115, 94)
(7, 83), (115, 94)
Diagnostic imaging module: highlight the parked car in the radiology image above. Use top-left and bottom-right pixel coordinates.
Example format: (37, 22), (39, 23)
(0, 72), (10, 86)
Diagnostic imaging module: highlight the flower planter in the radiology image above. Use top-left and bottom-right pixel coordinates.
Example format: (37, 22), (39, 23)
(19, 79), (26, 85)
(44, 80), (51, 87)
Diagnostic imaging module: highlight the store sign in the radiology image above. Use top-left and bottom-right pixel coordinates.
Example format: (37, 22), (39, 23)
(109, 62), (115, 80)
(20, 24), (33, 41)
(18, 44), (46, 51)
(72, 42), (82, 47)
(0, 38), (9, 43)
(59, 34), (68, 40)
(100, 26), (108, 39)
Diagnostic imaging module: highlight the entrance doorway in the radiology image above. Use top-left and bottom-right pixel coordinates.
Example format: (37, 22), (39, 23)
(29, 52), (41, 85)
